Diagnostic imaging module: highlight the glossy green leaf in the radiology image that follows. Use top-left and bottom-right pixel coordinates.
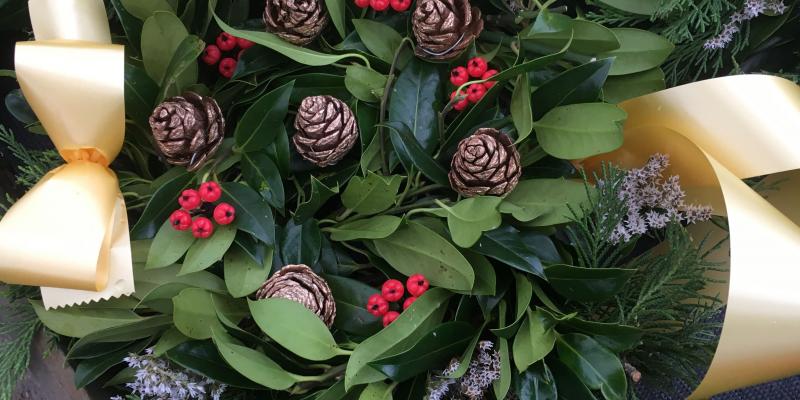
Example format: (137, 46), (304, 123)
(473, 226), (554, 278)
(513, 361), (558, 400)
(345, 65), (387, 103)
(111, 0), (143, 53)
(545, 265), (636, 302)
(180, 223), (237, 274)
(374, 221), (475, 290)
(249, 298), (342, 360)
(513, 308), (557, 371)
(224, 245), (273, 298)
(549, 358), (599, 400)
(294, 177), (340, 222)
(153, 327), (190, 356)
(4, 89), (36, 125)
(388, 58), (441, 153)
(535, 103), (626, 160)
(370, 321), (475, 382)
(597, 0), (658, 15)
(342, 172), (403, 215)
(493, 301), (511, 400)
(221, 182), (276, 245)
(279, 219), (322, 266)
(167, 340), (261, 388)
(437, 196), (502, 248)
(31, 300), (140, 338)
(352, 19), (403, 64)
(157, 34), (203, 101)
(68, 315), (172, 358)
(500, 178), (593, 224)
(603, 68), (665, 103)
(359, 382), (394, 400)
(548, 311), (643, 353)
(460, 252), (496, 296)
(329, 215), (403, 242)
(491, 272), (532, 338)
(131, 169), (193, 239)
(325, 274), (382, 336)
(524, 15), (620, 54)
(141, 12), (193, 85)
(133, 263), (227, 297)
(346, 288), (452, 389)
(120, 0), (173, 19)
(445, 321), (486, 379)
(123, 63), (158, 126)
(172, 288), (223, 339)
(325, 0), (346, 38)
(382, 122), (450, 187)
(511, 74), (533, 142)
(241, 151), (285, 210)
(599, 28), (674, 76)
(211, 326), (297, 390)
(74, 340), (148, 388)
(146, 220), (195, 269)
(532, 58), (614, 120)
(215, 14), (366, 66)
(556, 333), (627, 400)
(234, 81), (294, 152)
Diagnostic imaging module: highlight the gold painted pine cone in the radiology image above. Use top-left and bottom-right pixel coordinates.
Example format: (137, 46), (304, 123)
(449, 128), (521, 197)
(263, 0), (328, 45)
(149, 92), (224, 172)
(411, 0), (484, 61)
(255, 264), (336, 328)
(293, 95), (359, 167)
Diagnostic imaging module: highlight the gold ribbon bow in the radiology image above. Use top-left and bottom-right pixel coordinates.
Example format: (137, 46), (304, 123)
(0, 0), (134, 309)
(583, 75), (800, 398)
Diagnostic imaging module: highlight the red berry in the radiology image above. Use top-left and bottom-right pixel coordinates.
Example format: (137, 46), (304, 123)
(481, 69), (498, 89)
(381, 279), (405, 302)
(216, 32), (237, 51)
(213, 202), (236, 225)
(201, 44), (221, 65)
(178, 189), (202, 210)
(370, 0), (390, 11)
(390, 0), (411, 11)
(366, 294), (390, 317)
(354, 0), (370, 7)
(219, 57), (237, 79)
(192, 217), (214, 239)
(467, 83), (486, 103)
(403, 296), (417, 310)
(406, 274), (430, 297)
(236, 37), (254, 49)
(450, 66), (469, 86)
(450, 90), (469, 111)
(199, 181), (222, 202)
(169, 209), (192, 231)
(467, 57), (488, 78)
(382, 311), (400, 327)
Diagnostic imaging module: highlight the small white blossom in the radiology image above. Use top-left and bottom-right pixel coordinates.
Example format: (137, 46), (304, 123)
(114, 348), (227, 400)
(705, 0), (787, 50)
(426, 341), (501, 400)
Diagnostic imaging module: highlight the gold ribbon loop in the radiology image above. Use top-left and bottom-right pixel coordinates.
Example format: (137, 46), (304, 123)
(584, 75), (800, 398)
(0, 0), (133, 309)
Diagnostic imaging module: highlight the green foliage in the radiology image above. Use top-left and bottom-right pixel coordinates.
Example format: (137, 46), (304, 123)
(0, 125), (60, 189)
(0, 288), (40, 400)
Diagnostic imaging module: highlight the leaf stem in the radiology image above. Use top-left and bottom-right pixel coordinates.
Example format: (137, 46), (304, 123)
(377, 37), (414, 175)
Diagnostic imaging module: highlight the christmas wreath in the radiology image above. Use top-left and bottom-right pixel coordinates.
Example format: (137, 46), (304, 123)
(0, 0), (799, 400)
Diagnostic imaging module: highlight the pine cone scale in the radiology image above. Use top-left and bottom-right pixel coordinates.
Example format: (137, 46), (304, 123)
(449, 128), (521, 197)
(264, 0), (328, 45)
(293, 95), (358, 167)
(149, 92), (224, 171)
(256, 264), (336, 327)
(412, 0), (483, 61)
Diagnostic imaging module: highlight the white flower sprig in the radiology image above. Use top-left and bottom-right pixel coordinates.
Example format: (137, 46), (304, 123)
(114, 348), (227, 400)
(427, 341), (501, 400)
(704, 0), (787, 50)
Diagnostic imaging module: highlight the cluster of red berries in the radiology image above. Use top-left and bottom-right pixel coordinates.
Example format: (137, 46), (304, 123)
(353, 0), (411, 12)
(201, 32), (255, 79)
(168, 182), (236, 239)
(366, 274), (430, 327)
(449, 57), (498, 111)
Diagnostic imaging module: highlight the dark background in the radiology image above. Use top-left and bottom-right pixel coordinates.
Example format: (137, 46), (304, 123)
(1, 4), (799, 400)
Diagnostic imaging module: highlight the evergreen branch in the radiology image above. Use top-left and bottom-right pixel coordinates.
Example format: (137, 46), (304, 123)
(0, 125), (60, 189)
(0, 287), (41, 400)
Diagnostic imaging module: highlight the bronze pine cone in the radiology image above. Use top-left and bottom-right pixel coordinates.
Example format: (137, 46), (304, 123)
(449, 128), (521, 197)
(149, 92), (224, 172)
(293, 95), (359, 167)
(255, 264), (337, 328)
(263, 0), (328, 46)
(411, 0), (484, 61)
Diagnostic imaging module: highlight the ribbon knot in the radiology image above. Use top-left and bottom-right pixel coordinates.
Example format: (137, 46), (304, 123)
(0, 0), (134, 309)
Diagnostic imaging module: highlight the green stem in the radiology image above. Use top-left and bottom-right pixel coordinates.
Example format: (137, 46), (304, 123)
(377, 38), (414, 175)
(386, 198), (440, 215)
